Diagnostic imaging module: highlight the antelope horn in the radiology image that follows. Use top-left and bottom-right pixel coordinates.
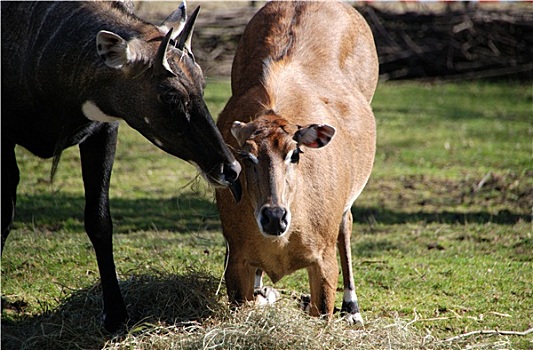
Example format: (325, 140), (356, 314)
(176, 5), (200, 52)
(160, 1), (187, 38)
(154, 29), (176, 77)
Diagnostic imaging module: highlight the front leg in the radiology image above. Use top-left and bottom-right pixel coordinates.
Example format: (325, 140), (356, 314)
(306, 246), (338, 319)
(253, 269), (279, 305)
(79, 122), (126, 332)
(224, 246), (256, 306)
(338, 210), (364, 326)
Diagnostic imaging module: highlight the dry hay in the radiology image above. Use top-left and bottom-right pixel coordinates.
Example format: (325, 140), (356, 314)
(2, 269), (221, 349)
(104, 302), (441, 350)
(2, 268), (521, 349)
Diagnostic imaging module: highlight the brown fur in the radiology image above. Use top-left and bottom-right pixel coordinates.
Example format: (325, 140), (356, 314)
(215, 1), (378, 321)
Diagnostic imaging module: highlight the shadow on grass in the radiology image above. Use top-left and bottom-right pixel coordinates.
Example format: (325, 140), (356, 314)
(1, 270), (222, 350)
(14, 191), (528, 239)
(352, 206), (530, 226)
(14, 192), (221, 234)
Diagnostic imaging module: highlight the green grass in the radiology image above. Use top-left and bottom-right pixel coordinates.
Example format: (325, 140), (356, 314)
(2, 80), (532, 349)
(373, 82), (531, 177)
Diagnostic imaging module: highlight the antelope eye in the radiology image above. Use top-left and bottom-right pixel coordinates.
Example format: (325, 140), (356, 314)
(160, 91), (179, 105)
(289, 148), (302, 164)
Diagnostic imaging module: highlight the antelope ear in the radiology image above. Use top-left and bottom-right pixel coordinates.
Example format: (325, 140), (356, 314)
(293, 124), (336, 148)
(158, 1), (187, 40)
(231, 121), (247, 147)
(96, 30), (131, 69)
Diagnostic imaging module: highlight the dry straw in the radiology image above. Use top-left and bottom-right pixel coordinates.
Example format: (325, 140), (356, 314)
(3, 268), (527, 349)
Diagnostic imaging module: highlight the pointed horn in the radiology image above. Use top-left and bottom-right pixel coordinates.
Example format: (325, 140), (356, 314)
(159, 1), (187, 38)
(177, 5), (200, 51)
(154, 29), (176, 77)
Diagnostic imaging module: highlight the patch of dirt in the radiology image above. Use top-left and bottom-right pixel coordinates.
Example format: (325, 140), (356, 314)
(356, 171), (532, 225)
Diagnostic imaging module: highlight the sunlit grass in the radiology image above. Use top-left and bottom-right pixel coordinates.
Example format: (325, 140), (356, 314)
(2, 80), (531, 349)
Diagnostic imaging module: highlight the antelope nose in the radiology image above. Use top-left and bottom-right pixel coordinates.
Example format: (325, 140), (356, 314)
(223, 161), (242, 202)
(260, 206), (288, 236)
(223, 160), (241, 183)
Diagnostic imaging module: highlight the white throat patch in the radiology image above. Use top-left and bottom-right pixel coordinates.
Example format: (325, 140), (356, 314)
(82, 101), (121, 123)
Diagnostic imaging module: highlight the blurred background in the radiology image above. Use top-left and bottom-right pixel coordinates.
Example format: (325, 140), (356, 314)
(134, 1), (533, 82)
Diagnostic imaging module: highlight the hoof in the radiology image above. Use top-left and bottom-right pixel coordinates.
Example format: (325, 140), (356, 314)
(300, 294), (311, 313)
(341, 299), (364, 327)
(342, 312), (364, 327)
(102, 308), (128, 333)
(254, 286), (279, 305)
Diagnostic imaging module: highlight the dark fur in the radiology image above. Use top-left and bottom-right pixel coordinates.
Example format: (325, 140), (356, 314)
(1, 1), (239, 332)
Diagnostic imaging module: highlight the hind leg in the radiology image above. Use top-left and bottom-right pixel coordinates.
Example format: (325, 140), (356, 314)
(338, 209), (364, 326)
(2, 140), (19, 253)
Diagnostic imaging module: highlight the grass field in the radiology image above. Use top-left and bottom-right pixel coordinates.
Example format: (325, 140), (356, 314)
(2, 80), (531, 349)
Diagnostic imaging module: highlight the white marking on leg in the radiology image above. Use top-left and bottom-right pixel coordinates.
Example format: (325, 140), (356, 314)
(255, 286), (279, 306)
(82, 101), (120, 123)
(344, 288), (358, 304)
(265, 287), (279, 304)
(254, 270), (278, 305)
(144, 117), (150, 124)
(254, 271), (263, 289)
(254, 270), (265, 305)
(343, 288), (364, 327)
(346, 312), (364, 327)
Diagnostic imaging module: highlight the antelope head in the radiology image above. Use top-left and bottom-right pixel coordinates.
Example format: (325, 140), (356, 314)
(89, 3), (241, 191)
(230, 113), (335, 237)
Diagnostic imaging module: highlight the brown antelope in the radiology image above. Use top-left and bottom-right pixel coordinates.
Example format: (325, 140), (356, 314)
(215, 1), (378, 325)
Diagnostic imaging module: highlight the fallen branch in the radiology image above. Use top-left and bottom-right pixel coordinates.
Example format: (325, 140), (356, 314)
(384, 308), (458, 329)
(488, 311), (512, 318)
(474, 171), (492, 192)
(444, 327), (533, 342)
(404, 308), (459, 328)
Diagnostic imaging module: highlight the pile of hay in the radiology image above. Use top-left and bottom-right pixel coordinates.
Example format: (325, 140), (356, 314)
(3, 268), (464, 350)
(105, 302), (443, 350)
(2, 270), (220, 349)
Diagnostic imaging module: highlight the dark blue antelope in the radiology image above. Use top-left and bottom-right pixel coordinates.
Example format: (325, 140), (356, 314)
(1, 1), (241, 332)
